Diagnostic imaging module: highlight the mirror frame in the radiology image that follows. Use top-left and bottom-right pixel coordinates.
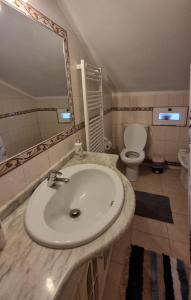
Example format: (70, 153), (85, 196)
(0, 0), (76, 177)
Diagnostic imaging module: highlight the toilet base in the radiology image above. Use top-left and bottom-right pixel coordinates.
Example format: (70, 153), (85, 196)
(126, 165), (139, 181)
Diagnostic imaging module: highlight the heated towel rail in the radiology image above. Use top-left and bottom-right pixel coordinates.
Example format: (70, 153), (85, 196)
(77, 60), (104, 152)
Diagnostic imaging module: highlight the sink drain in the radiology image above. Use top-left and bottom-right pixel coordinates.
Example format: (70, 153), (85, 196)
(69, 209), (81, 218)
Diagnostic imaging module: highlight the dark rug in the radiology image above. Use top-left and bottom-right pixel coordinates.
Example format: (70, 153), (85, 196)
(135, 190), (173, 223)
(126, 245), (189, 300)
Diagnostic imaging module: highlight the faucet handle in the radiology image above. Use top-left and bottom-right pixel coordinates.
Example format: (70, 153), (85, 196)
(48, 171), (62, 177)
(53, 171), (62, 176)
(47, 171), (62, 181)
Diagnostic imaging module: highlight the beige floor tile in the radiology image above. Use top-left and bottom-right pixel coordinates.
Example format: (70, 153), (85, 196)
(167, 213), (189, 244)
(131, 229), (171, 256)
(117, 163), (190, 268)
(132, 215), (168, 238)
(170, 240), (190, 267)
(167, 224), (189, 244)
(135, 182), (162, 195)
(169, 194), (188, 215)
(172, 213), (189, 228)
(161, 177), (187, 198)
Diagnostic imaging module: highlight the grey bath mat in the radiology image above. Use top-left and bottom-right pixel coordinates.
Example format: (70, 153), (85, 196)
(135, 191), (173, 223)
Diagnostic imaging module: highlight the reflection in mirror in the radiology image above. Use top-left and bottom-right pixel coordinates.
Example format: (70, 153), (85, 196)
(0, 2), (73, 162)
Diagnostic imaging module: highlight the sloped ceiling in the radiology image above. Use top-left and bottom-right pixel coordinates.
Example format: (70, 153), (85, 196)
(59, 0), (191, 91)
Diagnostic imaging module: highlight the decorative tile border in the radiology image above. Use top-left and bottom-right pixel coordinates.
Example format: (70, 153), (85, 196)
(0, 108), (58, 119)
(0, 106), (113, 177)
(103, 107), (113, 115)
(0, 122), (83, 177)
(112, 107), (153, 111)
(2, 0), (74, 123)
(0, 106), (113, 119)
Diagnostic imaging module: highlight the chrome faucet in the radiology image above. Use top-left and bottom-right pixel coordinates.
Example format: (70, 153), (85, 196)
(47, 171), (70, 187)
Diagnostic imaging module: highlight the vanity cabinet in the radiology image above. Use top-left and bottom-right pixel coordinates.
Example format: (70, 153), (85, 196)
(78, 247), (112, 300)
(59, 247), (112, 300)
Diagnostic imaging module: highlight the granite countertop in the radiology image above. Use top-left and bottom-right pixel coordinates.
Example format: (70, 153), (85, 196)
(0, 152), (135, 300)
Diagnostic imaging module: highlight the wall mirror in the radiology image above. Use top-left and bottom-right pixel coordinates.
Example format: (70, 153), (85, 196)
(0, 0), (74, 165)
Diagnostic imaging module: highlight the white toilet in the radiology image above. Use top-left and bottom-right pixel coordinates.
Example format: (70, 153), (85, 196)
(120, 123), (148, 181)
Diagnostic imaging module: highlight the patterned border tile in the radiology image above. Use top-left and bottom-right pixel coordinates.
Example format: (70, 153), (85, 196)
(104, 107), (113, 115)
(0, 109), (114, 177)
(0, 108), (58, 119)
(112, 107), (153, 111)
(0, 122), (84, 177)
(0, 107), (113, 119)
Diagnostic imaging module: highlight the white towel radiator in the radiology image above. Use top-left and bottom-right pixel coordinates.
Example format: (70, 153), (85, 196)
(77, 60), (104, 152)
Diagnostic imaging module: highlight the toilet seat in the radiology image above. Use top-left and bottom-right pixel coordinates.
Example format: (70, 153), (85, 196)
(120, 148), (145, 164)
(124, 124), (147, 151)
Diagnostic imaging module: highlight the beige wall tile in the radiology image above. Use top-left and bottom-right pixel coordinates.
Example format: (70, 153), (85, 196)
(178, 127), (189, 142)
(182, 92), (189, 106)
(73, 96), (84, 124)
(164, 141), (179, 162)
(130, 95), (154, 107)
(22, 151), (50, 186)
(48, 135), (75, 167)
(104, 112), (112, 140)
(112, 94), (131, 107)
(154, 94), (169, 107)
(168, 94), (184, 107)
(129, 111), (152, 125)
(148, 139), (165, 159)
(0, 166), (26, 207)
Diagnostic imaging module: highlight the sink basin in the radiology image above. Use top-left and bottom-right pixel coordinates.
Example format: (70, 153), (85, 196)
(25, 164), (124, 248)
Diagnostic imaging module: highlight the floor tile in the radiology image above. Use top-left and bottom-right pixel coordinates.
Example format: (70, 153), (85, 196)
(132, 215), (168, 238)
(169, 194), (188, 215)
(167, 213), (189, 244)
(132, 229), (171, 256)
(104, 163), (190, 300)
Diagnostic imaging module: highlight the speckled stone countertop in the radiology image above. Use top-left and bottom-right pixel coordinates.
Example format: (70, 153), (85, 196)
(0, 152), (135, 300)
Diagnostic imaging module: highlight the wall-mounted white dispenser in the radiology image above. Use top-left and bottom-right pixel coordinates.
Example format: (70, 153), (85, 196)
(153, 107), (188, 126)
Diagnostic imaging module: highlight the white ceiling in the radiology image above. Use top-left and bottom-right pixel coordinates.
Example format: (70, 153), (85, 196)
(59, 0), (191, 91)
(0, 2), (68, 97)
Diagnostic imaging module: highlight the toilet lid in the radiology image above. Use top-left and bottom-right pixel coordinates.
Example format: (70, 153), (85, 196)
(124, 124), (147, 151)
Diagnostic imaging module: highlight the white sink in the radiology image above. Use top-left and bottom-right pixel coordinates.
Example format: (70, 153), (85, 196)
(25, 164), (124, 248)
